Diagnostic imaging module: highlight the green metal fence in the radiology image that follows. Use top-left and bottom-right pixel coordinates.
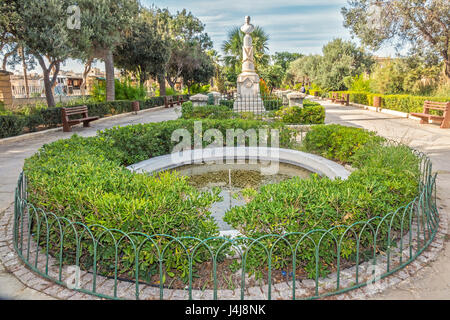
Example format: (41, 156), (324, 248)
(12, 146), (439, 300)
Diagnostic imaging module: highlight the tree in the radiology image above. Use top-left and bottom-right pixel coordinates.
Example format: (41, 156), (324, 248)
(180, 46), (215, 94)
(259, 64), (284, 92)
(114, 7), (171, 88)
(76, 0), (139, 101)
(164, 9), (213, 92)
(285, 54), (322, 86)
(0, 0), (76, 107)
(285, 39), (373, 91)
(342, 0), (450, 79)
(222, 26), (270, 74)
(317, 38), (374, 90)
(206, 49), (224, 91)
(272, 51), (303, 73)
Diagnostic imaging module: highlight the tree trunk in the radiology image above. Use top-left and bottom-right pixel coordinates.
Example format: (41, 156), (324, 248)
(81, 58), (93, 97)
(42, 69), (56, 107)
(158, 73), (166, 96)
(445, 58), (450, 81)
(36, 55), (58, 107)
(104, 49), (115, 101)
(20, 46), (29, 98)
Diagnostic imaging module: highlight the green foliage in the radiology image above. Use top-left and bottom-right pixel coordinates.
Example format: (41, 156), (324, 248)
(328, 90), (450, 114)
(182, 84), (210, 95)
(24, 135), (220, 281)
(370, 57), (445, 96)
(259, 64), (284, 91)
(286, 39), (373, 91)
(114, 7), (171, 86)
(272, 51), (303, 74)
(0, 97), (165, 139)
(115, 79), (147, 101)
(219, 100), (234, 109)
(91, 79), (146, 102)
(224, 124), (420, 278)
(222, 25), (270, 74)
(0, 114), (27, 138)
(181, 104), (234, 120)
(302, 124), (383, 163)
(344, 74), (372, 92)
(155, 87), (179, 97)
(275, 101), (325, 124)
(342, 1), (450, 79)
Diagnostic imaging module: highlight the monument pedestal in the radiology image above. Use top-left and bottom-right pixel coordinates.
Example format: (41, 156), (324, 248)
(233, 72), (266, 113)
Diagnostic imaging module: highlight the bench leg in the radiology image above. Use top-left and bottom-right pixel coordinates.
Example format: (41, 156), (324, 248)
(63, 123), (72, 132)
(83, 121), (91, 128)
(420, 119), (428, 124)
(440, 118), (450, 129)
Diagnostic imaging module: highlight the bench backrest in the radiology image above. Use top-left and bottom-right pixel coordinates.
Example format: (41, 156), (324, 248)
(62, 106), (89, 118)
(424, 101), (449, 111)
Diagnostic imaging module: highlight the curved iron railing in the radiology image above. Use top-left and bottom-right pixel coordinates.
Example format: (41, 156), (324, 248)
(12, 146), (439, 300)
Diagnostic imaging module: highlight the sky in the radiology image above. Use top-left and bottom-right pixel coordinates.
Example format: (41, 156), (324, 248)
(23, 0), (398, 74)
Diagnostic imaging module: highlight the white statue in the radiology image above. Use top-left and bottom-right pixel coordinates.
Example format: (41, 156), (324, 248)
(233, 16), (265, 113)
(241, 16), (255, 72)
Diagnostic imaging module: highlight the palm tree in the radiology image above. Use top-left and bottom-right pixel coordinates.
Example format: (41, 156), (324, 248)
(222, 25), (270, 74)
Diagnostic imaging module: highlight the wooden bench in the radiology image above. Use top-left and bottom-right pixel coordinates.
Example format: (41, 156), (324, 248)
(61, 106), (99, 132)
(330, 92), (339, 102)
(164, 95), (175, 108)
(411, 101), (450, 129)
(335, 93), (350, 106)
(177, 95), (187, 105)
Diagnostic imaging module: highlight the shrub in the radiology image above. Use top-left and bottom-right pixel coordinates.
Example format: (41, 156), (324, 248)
(275, 101), (325, 124)
(181, 104), (234, 120)
(328, 90), (450, 114)
(0, 114), (27, 138)
(0, 97), (167, 139)
(219, 100), (234, 109)
(224, 124), (420, 278)
(182, 84), (210, 95)
(302, 124), (383, 162)
(24, 119), (297, 281)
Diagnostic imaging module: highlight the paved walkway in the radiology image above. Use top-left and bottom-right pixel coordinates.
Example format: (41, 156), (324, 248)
(0, 100), (449, 299)
(321, 99), (450, 300)
(0, 107), (178, 299)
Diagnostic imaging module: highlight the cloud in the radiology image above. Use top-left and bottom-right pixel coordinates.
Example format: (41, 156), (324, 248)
(145, 0), (355, 55)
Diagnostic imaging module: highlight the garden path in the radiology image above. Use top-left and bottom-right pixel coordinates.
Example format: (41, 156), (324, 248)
(319, 98), (450, 299)
(1, 99), (449, 299)
(0, 106), (178, 299)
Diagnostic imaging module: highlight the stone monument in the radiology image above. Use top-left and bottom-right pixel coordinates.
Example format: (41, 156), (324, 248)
(233, 16), (265, 113)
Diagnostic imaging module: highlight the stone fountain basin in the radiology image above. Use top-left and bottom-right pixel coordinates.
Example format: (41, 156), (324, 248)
(127, 147), (351, 181)
(127, 147), (350, 238)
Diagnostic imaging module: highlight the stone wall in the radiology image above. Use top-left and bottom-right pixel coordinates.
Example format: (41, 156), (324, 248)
(0, 71), (13, 108)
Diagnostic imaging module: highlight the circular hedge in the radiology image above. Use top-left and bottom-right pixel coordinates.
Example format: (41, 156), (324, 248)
(23, 120), (422, 285)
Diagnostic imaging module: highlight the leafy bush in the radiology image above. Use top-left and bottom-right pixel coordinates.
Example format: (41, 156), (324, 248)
(155, 87), (180, 97)
(275, 101), (325, 124)
(181, 103), (234, 120)
(302, 124), (384, 162)
(183, 84), (210, 95)
(0, 114), (27, 138)
(24, 119), (297, 281)
(219, 100), (234, 109)
(0, 97), (167, 139)
(328, 90), (450, 114)
(91, 79), (147, 102)
(224, 124), (420, 278)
